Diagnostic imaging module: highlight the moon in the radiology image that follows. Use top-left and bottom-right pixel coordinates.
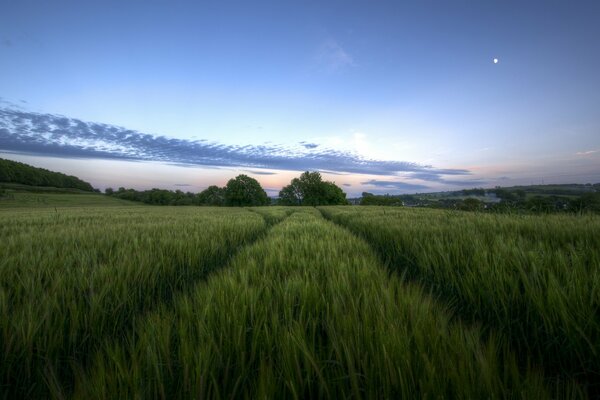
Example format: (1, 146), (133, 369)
(493, 58), (499, 64)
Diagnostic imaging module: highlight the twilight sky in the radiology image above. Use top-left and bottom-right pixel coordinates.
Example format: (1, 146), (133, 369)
(1, 0), (599, 196)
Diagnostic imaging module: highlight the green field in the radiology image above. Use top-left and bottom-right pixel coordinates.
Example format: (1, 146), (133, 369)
(0, 190), (135, 208)
(1, 196), (599, 398)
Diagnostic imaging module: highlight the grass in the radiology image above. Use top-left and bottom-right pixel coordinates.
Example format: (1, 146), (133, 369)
(248, 205), (296, 225)
(0, 183), (94, 193)
(74, 210), (565, 399)
(319, 206), (600, 394)
(0, 191), (135, 208)
(1, 197), (596, 398)
(0, 206), (266, 398)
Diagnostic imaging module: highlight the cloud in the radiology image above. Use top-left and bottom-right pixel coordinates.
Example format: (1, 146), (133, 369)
(243, 169), (277, 175)
(0, 97), (25, 110)
(174, 183), (192, 187)
(316, 39), (354, 71)
(300, 141), (319, 149)
(576, 149), (599, 156)
(342, 183), (352, 187)
(403, 171), (486, 186)
(361, 179), (429, 191)
(0, 107), (472, 181)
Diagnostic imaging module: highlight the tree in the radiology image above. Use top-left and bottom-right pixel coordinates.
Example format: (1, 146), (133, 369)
(459, 198), (484, 211)
(360, 193), (404, 206)
(322, 181), (347, 205)
(462, 188), (485, 196)
(224, 175), (269, 206)
(0, 158), (95, 191)
(197, 185), (226, 206)
(278, 171), (347, 206)
(570, 193), (600, 213)
(526, 196), (556, 213)
(278, 178), (303, 205)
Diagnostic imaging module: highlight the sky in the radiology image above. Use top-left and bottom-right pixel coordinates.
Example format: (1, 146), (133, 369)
(1, 0), (599, 196)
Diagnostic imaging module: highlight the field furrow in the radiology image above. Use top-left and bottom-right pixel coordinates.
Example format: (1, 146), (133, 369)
(0, 207), (280, 398)
(319, 206), (600, 395)
(74, 209), (574, 399)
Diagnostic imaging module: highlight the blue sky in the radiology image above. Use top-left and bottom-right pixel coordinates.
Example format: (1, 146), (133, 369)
(1, 0), (599, 195)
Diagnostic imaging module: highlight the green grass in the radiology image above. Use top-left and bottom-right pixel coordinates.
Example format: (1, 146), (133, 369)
(0, 191), (135, 208)
(0, 182), (93, 193)
(320, 206), (600, 394)
(0, 206), (267, 398)
(75, 210), (564, 399)
(248, 205), (296, 225)
(1, 197), (597, 398)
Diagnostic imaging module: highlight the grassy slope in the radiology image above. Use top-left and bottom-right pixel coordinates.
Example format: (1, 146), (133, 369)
(75, 210), (571, 399)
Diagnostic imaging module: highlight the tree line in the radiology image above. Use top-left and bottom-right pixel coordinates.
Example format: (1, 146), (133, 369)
(0, 158), (95, 192)
(360, 190), (600, 213)
(106, 171), (348, 206)
(106, 174), (269, 206)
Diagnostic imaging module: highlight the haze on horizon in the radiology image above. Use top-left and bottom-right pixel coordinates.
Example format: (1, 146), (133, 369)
(1, 0), (599, 197)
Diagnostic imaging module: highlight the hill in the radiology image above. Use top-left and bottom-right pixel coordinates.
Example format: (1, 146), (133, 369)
(358, 183), (600, 212)
(0, 158), (95, 192)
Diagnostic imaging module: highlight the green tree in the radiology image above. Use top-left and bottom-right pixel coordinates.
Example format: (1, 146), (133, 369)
(279, 171), (347, 206)
(570, 193), (600, 213)
(278, 178), (303, 205)
(459, 198), (484, 211)
(197, 185), (226, 206)
(526, 196), (555, 213)
(322, 181), (347, 205)
(0, 158), (94, 191)
(462, 188), (485, 196)
(224, 175), (269, 206)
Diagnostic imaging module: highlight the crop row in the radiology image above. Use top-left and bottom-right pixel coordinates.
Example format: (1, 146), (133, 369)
(0, 207), (270, 398)
(75, 210), (567, 399)
(320, 206), (600, 394)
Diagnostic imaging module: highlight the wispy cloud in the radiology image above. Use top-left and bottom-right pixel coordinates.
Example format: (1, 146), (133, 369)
(402, 171), (486, 186)
(316, 39), (354, 71)
(361, 179), (429, 192)
(576, 149), (599, 156)
(242, 169), (277, 175)
(0, 108), (472, 182)
(299, 141), (319, 149)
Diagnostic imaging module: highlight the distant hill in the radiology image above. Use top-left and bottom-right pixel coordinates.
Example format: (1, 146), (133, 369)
(406, 183), (599, 202)
(358, 183), (600, 213)
(0, 158), (95, 192)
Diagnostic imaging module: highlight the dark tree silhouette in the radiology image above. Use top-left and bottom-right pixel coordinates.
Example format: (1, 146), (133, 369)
(224, 175), (269, 206)
(279, 171), (347, 206)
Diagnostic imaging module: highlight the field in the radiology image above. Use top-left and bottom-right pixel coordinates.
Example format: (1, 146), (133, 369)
(1, 196), (599, 398)
(0, 189), (135, 208)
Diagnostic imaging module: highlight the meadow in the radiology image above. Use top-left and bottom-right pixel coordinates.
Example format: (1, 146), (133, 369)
(0, 196), (598, 398)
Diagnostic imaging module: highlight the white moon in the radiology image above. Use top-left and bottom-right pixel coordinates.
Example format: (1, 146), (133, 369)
(493, 58), (499, 64)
